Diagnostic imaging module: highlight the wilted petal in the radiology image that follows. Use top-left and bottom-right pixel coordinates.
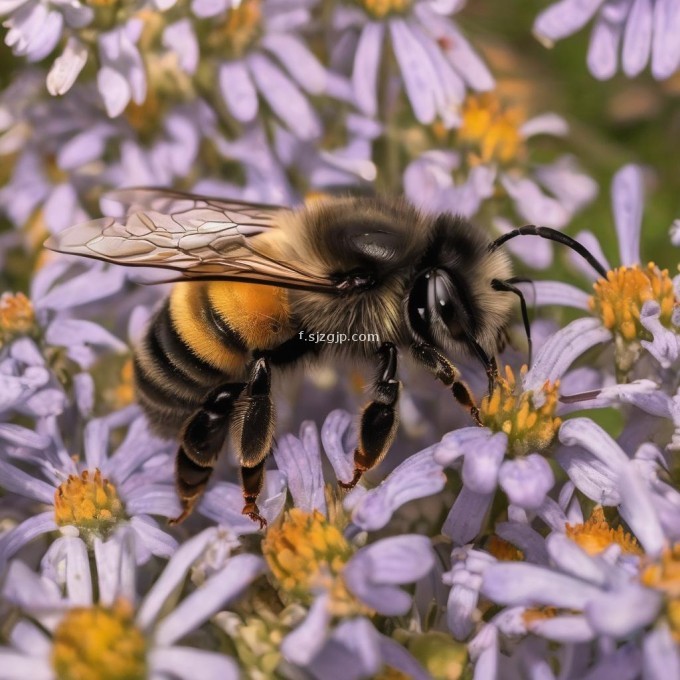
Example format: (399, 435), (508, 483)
(498, 455), (554, 510)
(46, 36), (87, 95)
(612, 164), (643, 266)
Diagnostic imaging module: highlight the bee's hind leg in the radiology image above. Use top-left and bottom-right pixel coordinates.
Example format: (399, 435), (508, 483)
(170, 381), (247, 525)
(232, 356), (276, 529)
(339, 342), (401, 490)
(410, 343), (483, 426)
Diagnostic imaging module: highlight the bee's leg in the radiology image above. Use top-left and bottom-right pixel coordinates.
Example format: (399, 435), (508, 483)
(339, 342), (400, 490)
(410, 342), (482, 426)
(170, 382), (246, 525)
(232, 356), (275, 529)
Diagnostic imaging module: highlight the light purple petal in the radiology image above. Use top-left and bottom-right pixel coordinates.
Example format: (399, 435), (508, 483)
(93, 529), (136, 606)
(651, 0), (680, 79)
(0, 460), (55, 503)
(261, 33), (326, 94)
(280, 594), (331, 666)
(149, 647), (239, 680)
(640, 301), (680, 368)
(218, 60), (258, 123)
(612, 164), (643, 266)
(643, 624), (680, 680)
(498, 455), (554, 510)
(559, 417), (629, 468)
(556, 445), (620, 505)
(495, 521), (550, 564)
(389, 18), (437, 124)
(533, 0), (605, 45)
(154, 553), (265, 645)
(520, 113), (569, 138)
(545, 533), (607, 585)
(534, 155), (598, 214)
(501, 174), (569, 228)
(581, 645), (642, 680)
(494, 216), (553, 270)
(273, 421), (326, 514)
(462, 432), (507, 494)
(163, 19), (199, 75)
(0, 422), (50, 449)
(435, 426), (496, 466)
(0, 651), (52, 679)
(482, 562), (602, 609)
(347, 446), (445, 531)
(587, 13), (624, 80)
(586, 585), (662, 637)
(129, 516), (178, 559)
(523, 317), (611, 390)
(442, 486), (494, 544)
(247, 53), (320, 139)
(344, 535), (434, 615)
(517, 280), (590, 310)
(622, 0), (653, 76)
(320, 409), (356, 483)
(527, 615), (594, 642)
(0, 512), (57, 566)
(568, 229), (611, 281)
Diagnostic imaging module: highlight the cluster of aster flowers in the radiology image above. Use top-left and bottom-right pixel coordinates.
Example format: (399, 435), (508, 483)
(2, 0), (680, 677)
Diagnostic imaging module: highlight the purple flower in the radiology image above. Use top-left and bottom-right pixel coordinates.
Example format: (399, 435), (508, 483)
(1, 526), (262, 679)
(534, 0), (680, 80)
(517, 164), (680, 377)
(333, 0), (493, 126)
(0, 408), (181, 565)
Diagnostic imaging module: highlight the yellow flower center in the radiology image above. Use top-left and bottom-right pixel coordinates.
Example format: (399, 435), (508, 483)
(458, 93), (526, 165)
(0, 292), (36, 346)
(486, 535), (524, 561)
(641, 544), (680, 641)
(207, 0), (263, 60)
(523, 606), (558, 627)
(480, 365), (561, 457)
(566, 507), (642, 556)
(262, 509), (370, 617)
(353, 0), (412, 19)
(54, 469), (125, 538)
(589, 263), (677, 343)
(52, 599), (147, 680)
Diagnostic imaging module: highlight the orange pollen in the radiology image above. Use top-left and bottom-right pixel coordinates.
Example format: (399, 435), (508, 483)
(486, 535), (524, 561)
(566, 507), (642, 556)
(589, 263), (677, 343)
(458, 93), (526, 165)
(0, 292), (35, 343)
(641, 544), (680, 641)
(54, 469), (125, 537)
(480, 364), (561, 457)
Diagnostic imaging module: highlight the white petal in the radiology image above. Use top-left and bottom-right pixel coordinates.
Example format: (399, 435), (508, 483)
(46, 36), (87, 95)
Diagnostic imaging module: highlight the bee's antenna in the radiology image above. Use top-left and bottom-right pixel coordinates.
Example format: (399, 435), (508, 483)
(489, 225), (608, 279)
(491, 278), (532, 366)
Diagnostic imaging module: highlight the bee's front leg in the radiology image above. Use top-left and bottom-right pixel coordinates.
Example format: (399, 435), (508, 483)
(410, 343), (483, 426)
(339, 342), (401, 490)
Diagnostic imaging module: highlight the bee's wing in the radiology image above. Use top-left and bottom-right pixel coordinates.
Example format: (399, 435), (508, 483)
(45, 190), (336, 292)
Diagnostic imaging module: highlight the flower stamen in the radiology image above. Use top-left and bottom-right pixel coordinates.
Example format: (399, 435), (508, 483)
(0, 292), (36, 347)
(566, 507), (642, 556)
(480, 365), (561, 457)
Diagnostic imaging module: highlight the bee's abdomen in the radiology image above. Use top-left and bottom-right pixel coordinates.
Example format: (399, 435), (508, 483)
(135, 281), (292, 437)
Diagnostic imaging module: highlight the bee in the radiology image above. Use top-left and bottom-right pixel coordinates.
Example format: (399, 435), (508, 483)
(46, 189), (606, 527)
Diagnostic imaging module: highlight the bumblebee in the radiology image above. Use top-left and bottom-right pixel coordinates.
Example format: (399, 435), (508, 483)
(46, 190), (606, 527)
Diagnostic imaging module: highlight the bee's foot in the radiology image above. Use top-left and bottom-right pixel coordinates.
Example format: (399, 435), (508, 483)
(168, 507), (192, 526)
(242, 502), (267, 529)
(338, 468), (363, 490)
